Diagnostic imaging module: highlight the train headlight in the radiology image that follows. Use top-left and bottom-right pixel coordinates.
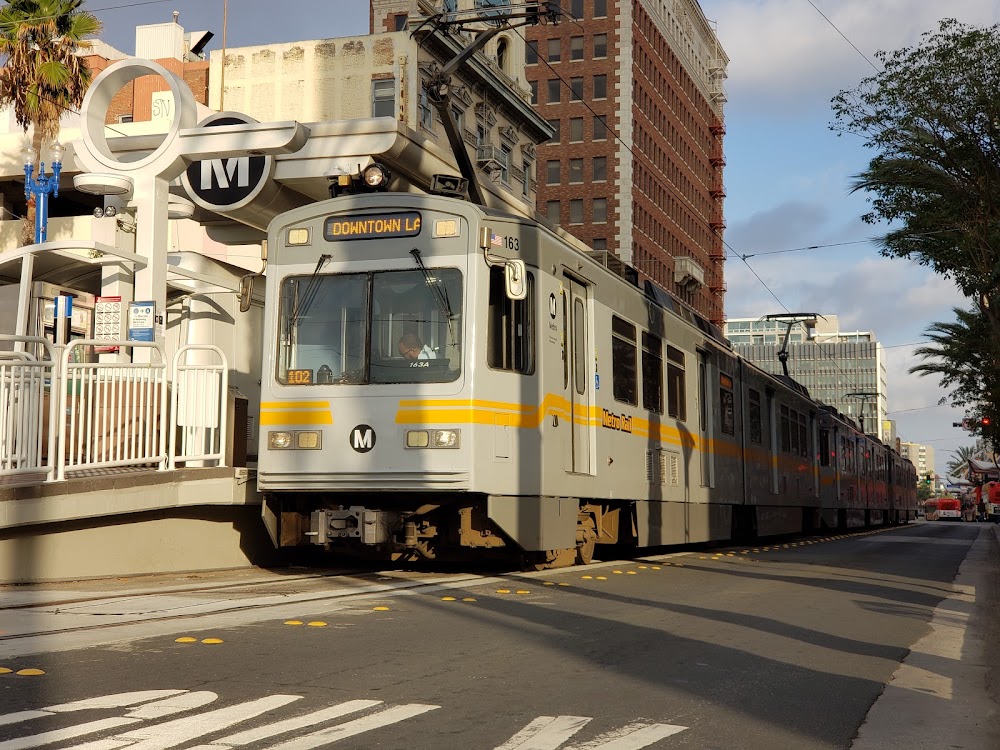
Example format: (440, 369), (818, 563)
(406, 430), (429, 448)
(362, 163), (391, 191)
(268, 431), (293, 449)
(432, 429), (460, 448)
(296, 431), (322, 449)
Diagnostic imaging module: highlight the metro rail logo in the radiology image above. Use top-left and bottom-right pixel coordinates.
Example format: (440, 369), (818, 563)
(602, 409), (633, 433)
(350, 424), (376, 453)
(200, 156), (250, 190)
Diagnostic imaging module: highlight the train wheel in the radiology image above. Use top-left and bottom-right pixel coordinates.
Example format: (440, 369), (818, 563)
(576, 517), (597, 565)
(527, 548), (576, 571)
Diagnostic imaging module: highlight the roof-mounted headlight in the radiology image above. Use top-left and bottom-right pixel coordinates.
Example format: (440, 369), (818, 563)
(362, 163), (391, 191)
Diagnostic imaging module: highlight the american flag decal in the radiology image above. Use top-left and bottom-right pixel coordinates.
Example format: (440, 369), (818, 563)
(490, 232), (503, 247)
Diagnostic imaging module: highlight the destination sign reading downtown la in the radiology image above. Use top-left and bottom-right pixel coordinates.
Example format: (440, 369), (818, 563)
(323, 212), (422, 241)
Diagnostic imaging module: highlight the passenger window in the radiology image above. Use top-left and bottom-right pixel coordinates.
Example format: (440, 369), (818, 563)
(487, 266), (534, 374)
(666, 345), (686, 420)
(611, 316), (637, 405)
(719, 373), (735, 435)
(748, 389), (762, 444)
(573, 298), (586, 395)
(641, 331), (663, 414)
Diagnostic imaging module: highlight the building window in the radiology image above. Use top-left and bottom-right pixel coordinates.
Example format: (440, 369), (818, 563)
(547, 38), (561, 63)
(593, 115), (607, 140)
(499, 145), (511, 184)
(569, 198), (583, 224)
(667, 345), (686, 420)
(592, 237), (607, 252)
(593, 197), (607, 222)
(546, 200), (560, 223)
(529, 80), (538, 104)
(372, 79), (395, 118)
(570, 36), (584, 60)
(570, 0), (584, 18)
(419, 88), (433, 130)
(592, 156), (606, 181)
(569, 158), (583, 183)
(526, 40), (538, 65)
(451, 104), (465, 131)
(547, 79), (561, 103)
(522, 160), (532, 198)
(488, 266), (534, 374)
(642, 332), (664, 414)
(593, 0), (607, 17)
(117, 114), (134, 124)
(569, 117), (584, 141)
(546, 160), (560, 184)
(612, 316), (638, 406)
(391, 13), (408, 31)
(547, 118), (560, 143)
(593, 33), (607, 58)
(593, 74), (607, 99)
(570, 77), (584, 101)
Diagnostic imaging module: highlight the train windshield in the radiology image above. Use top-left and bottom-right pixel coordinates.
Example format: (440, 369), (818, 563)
(277, 268), (463, 385)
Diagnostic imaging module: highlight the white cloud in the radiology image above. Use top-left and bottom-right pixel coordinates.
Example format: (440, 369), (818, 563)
(701, 0), (1000, 112)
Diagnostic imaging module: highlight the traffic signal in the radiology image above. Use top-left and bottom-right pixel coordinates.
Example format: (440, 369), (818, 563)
(982, 417), (992, 427)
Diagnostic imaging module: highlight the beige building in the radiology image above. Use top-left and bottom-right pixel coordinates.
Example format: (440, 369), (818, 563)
(900, 442), (934, 480)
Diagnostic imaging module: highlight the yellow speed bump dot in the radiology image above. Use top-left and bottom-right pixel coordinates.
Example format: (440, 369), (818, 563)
(201, 638), (224, 645)
(674, 563), (684, 567)
(284, 620), (304, 626)
(496, 588), (511, 594)
(652, 566), (661, 570)
(307, 621), (327, 627)
(175, 637), (198, 643)
(0, 668), (12, 674)
(557, 582), (570, 586)
(581, 575), (593, 580)
(373, 606), (390, 611)
(516, 590), (530, 595)
(596, 576), (608, 580)
(462, 597), (477, 602)
(638, 565), (648, 569)
(613, 570), (624, 574)
(17, 669), (46, 676)
(726, 553), (735, 557)
(441, 596), (457, 601)
(543, 581), (555, 586)
(626, 571), (637, 575)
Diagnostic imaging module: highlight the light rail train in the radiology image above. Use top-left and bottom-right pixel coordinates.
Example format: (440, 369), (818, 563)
(255, 186), (917, 568)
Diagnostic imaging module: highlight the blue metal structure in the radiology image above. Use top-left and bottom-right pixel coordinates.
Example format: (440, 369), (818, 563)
(22, 142), (64, 244)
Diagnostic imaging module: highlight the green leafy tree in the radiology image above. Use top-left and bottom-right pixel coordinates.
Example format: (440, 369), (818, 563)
(0, 0), (101, 244)
(947, 443), (982, 479)
(832, 19), (1000, 426)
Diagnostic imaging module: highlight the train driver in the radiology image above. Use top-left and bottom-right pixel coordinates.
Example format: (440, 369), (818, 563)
(398, 332), (436, 361)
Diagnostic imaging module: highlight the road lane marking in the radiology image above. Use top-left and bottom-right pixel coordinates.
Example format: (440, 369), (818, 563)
(0, 718), (141, 750)
(493, 715), (591, 749)
(187, 699), (382, 747)
(0, 692), (188, 727)
(260, 704), (440, 749)
(65, 695), (302, 750)
(565, 721), (688, 749)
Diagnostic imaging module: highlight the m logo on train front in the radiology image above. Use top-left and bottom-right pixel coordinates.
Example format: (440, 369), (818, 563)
(350, 425), (376, 453)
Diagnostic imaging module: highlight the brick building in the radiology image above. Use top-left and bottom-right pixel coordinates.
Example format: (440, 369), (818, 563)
(526, 0), (728, 323)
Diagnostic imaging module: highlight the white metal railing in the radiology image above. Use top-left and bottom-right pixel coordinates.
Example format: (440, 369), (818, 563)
(0, 335), (57, 484)
(57, 341), (169, 480)
(169, 344), (229, 469)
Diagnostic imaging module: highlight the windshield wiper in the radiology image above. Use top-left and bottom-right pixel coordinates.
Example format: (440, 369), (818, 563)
(410, 248), (455, 338)
(290, 254), (332, 327)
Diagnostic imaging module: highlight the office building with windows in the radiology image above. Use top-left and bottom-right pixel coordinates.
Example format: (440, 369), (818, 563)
(723, 315), (889, 440)
(900, 442), (934, 480)
(526, 0), (729, 324)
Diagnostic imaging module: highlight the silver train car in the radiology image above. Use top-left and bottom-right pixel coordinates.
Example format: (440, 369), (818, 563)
(256, 191), (917, 567)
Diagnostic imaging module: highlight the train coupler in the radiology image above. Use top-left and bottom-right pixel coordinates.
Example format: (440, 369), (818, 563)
(308, 507), (400, 546)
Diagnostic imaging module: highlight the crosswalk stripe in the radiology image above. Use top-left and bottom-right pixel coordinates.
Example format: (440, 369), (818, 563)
(494, 715), (592, 749)
(260, 704), (440, 749)
(126, 693), (219, 721)
(0, 692), (188, 728)
(565, 721), (688, 749)
(187, 700), (383, 747)
(0, 718), (141, 750)
(65, 696), (302, 750)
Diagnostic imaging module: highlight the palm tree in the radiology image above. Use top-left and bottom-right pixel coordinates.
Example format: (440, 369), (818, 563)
(947, 444), (981, 480)
(0, 0), (101, 244)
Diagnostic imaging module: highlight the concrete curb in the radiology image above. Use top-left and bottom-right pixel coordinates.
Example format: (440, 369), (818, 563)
(851, 523), (1000, 749)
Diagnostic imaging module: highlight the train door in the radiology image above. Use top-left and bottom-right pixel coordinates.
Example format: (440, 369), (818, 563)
(565, 276), (592, 474)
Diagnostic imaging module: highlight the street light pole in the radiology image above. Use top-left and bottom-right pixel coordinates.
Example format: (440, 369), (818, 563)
(23, 141), (64, 244)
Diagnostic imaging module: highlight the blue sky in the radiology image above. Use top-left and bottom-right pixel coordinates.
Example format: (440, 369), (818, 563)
(94, 0), (1000, 474)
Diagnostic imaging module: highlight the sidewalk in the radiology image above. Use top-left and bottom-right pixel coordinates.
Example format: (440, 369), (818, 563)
(852, 523), (1000, 749)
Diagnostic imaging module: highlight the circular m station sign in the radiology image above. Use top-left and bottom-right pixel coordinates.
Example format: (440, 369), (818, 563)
(180, 112), (274, 212)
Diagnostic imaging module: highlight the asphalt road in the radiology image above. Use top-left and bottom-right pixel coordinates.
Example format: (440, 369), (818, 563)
(0, 521), (995, 749)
